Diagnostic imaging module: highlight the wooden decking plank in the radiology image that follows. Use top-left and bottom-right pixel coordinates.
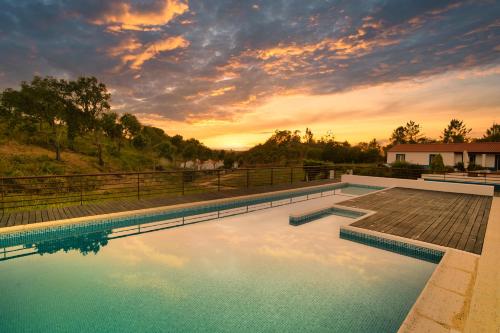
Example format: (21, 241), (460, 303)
(450, 196), (483, 249)
(431, 194), (473, 246)
(464, 197), (490, 252)
(416, 194), (466, 242)
(472, 201), (492, 254)
(435, 195), (476, 247)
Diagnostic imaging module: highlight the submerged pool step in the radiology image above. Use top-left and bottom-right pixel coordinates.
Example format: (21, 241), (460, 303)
(289, 206), (366, 226)
(339, 227), (444, 263)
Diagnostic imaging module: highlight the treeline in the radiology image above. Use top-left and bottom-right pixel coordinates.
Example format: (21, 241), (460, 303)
(240, 129), (382, 166)
(389, 119), (500, 145)
(239, 119), (500, 166)
(0, 76), (233, 170)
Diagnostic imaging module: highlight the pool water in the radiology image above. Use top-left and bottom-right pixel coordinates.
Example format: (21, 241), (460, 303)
(0, 195), (435, 333)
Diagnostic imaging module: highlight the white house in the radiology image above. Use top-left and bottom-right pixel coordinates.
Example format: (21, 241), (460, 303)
(387, 143), (500, 170)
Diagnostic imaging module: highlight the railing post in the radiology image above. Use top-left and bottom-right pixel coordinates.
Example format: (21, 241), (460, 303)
(0, 178), (4, 214)
(80, 177), (83, 205)
(246, 169), (250, 188)
(137, 173), (140, 199)
(217, 170), (221, 192)
(181, 171), (185, 195)
(270, 168), (274, 186)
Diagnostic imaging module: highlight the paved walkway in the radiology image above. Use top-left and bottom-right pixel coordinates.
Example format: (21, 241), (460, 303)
(0, 179), (338, 228)
(464, 197), (500, 332)
(341, 188), (492, 254)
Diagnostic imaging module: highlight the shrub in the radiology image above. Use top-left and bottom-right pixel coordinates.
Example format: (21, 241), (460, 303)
(430, 154), (445, 172)
(455, 162), (465, 171)
(467, 163), (482, 171)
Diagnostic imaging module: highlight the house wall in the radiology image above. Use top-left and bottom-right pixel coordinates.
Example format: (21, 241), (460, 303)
(387, 152), (456, 166)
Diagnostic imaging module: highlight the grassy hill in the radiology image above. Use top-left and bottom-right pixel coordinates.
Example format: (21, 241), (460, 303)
(0, 138), (168, 177)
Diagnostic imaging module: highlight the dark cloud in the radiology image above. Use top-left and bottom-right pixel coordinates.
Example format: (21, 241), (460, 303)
(0, 0), (499, 121)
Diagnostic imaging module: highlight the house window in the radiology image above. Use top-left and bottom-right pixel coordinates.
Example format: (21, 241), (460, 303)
(396, 154), (405, 162)
(429, 154), (436, 165)
(469, 154), (476, 165)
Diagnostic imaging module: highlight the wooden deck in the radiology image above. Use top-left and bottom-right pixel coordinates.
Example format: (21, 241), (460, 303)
(341, 188), (492, 254)
(0, 179), (338, 229)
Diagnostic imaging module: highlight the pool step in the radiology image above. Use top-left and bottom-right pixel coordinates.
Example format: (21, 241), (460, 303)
(289, 206), (366, 226)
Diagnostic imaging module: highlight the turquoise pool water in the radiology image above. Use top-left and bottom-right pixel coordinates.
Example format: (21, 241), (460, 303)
(0, 195), (435, 333)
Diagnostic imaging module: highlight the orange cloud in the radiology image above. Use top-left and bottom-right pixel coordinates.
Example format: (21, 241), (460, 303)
(92, 0), (189, 31)
(116, 36), (189, 69)
(209, 86), (235, 97)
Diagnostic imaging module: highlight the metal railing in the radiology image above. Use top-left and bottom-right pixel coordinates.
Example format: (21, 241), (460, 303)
(0, 166), (336, 212)
(421, 171), (500, 191)
(0, 165), (433, 213)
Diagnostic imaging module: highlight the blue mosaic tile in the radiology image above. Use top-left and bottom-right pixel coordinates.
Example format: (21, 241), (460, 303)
(339, 228), (444, 263)
(290, 207), (366, 226)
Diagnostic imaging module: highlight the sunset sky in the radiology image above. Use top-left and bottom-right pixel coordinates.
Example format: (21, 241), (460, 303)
(0, 0), (499, 149)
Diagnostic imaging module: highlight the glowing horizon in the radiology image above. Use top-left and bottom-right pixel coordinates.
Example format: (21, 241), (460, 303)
(137, 65), (500, 149)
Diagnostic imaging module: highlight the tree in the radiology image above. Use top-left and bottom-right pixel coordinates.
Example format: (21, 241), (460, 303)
(480, 123), (500, 142)
(390, 126), (407, 145)
(405, 121), (422, 143)
(303, 127), (314, 144)
(18, 76), (67, 160)
(101, 112), (123, 153)
(68, 77), (111, 166)
(181, 140), (199, 168)
(390, 121), (422, 145)
(156, 141), (175, 161)
(120, 113), (141, 139)
(442, 119), (471, 143)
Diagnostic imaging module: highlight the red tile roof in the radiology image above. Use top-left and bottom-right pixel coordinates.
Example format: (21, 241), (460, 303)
(388, 143), (500, 153)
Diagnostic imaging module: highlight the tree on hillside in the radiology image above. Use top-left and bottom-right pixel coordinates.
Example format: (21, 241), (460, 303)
(120, 113), (141, 140)
(18, 77), (67, 160)
(181, 140), (200, 168)
(156, 141), (175, 162)
(101, 112), (124, 153)
(480, 123), (500, 142)
(68, 77), (111, 166)
(442, 119), (471, 143)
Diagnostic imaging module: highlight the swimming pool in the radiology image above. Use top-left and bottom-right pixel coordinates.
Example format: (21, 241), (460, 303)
(0, 185), (436, 333)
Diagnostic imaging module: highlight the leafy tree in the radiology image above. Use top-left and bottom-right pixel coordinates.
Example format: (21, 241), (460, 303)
(18, 77), (67, 160)
(156, 141), (175, 161)
(120, 113), (141, 139)
(390, 121), (422, 145)
(480, 123), (500, 142)
(405, 121), (422, 143)
(101, 112), (124, 153)
(390, 126), (407, 144)
(68, 77), (111, 166)
(442, 119), (471, 143)
(181, 140), (199, 168)
(170, 134), (184, 148)
(303, 127), (314, 144)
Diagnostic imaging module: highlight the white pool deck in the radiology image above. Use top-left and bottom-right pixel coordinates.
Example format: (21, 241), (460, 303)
(1, 176), (499, 332)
